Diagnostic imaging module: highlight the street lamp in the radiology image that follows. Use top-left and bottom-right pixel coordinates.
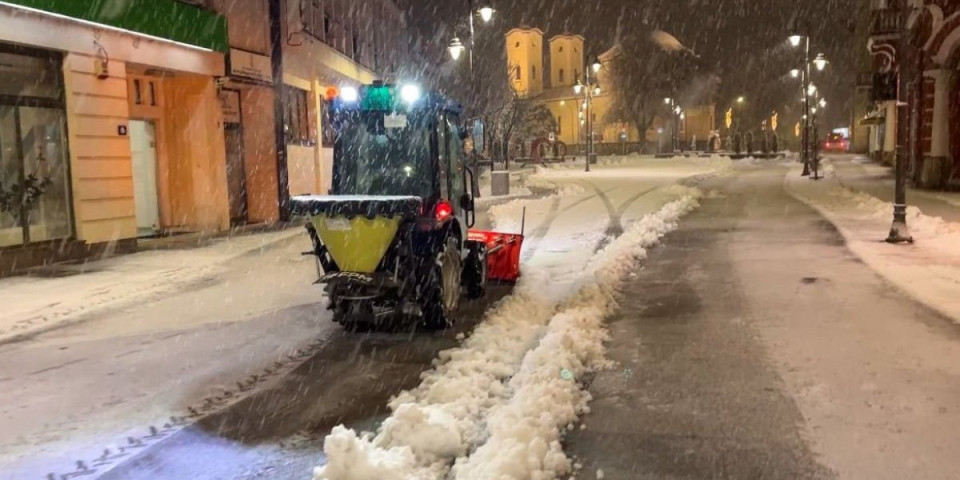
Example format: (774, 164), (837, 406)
(574, 60), (602, 172)
(448, 0), (496, 73)
(737, 96), (745, 104)
(477, 1), (495, 22)
(664, 97), (672, 104)
(807, 83), (818, 96)
(813, 53), (829, 71)
(448, 37), (465, 61)
(790, 32), (813, 176)
(818, 98), (827, 109)
(790, 68), (800, 78)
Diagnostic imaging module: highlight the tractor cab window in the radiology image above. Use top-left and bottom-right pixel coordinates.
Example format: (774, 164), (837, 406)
(333, 111), (434, 197)
(445, 116), (465, 207)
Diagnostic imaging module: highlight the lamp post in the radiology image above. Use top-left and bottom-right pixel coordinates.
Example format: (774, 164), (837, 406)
(665, 97), (685, 152)
(448, 0), (495, 74)
(789, 34), (812, 176)
(574, 57), (603, 172)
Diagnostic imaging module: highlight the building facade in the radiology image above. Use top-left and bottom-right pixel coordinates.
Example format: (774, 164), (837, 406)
(280, 0), (407, 200)
(866, 0), (960, 188)
(0, 0), (229, 272)
(505, 27), (716, 154)
(0, 0), (407, 272)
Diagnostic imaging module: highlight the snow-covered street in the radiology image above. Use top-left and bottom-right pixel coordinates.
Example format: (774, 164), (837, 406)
(5, 156), (960, 480)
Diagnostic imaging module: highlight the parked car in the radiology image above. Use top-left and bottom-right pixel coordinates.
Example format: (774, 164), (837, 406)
(823, 133), (850, 152)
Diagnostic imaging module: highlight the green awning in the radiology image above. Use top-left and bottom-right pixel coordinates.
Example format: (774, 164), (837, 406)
(3, 0), (228, 53)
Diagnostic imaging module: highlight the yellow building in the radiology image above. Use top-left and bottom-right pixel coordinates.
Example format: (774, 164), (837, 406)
(505, 28), (544, 96)
(504, 28), (716, 153)
(0, 0), (229, 266)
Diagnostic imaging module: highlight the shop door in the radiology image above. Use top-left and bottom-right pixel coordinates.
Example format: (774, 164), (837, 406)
(129, 120), (160, 236)
(224, 126), (247, 223)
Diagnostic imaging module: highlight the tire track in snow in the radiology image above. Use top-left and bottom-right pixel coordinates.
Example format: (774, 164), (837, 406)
(584, 181), (662, 252)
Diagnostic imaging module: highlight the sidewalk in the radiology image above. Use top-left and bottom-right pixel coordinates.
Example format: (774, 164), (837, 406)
(0, 226), (303, 344)
(787, 156), (960, 325)
(828, 155), (960, 223)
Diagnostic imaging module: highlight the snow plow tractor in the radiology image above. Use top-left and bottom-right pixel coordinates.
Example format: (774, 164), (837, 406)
(290, 83), (523, 330)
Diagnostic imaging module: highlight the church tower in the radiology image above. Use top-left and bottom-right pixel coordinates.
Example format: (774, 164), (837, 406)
(548, 34), (584, 88)
(504, 27), (544, 95)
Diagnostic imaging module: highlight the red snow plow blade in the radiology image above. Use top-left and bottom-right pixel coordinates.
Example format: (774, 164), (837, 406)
(468, 230), (524, 282)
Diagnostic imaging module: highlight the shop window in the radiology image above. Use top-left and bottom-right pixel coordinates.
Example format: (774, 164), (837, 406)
(0, 46), (71, 247)
(283, 86), (312, 145)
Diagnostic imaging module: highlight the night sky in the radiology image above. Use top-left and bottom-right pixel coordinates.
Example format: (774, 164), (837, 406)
(397, 0), (863, 132)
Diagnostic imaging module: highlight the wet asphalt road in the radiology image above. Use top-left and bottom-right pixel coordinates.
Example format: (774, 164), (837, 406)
(4, 159), (723, 480)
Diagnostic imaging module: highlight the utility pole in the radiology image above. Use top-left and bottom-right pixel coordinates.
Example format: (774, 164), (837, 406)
(887, 0), (913, 243)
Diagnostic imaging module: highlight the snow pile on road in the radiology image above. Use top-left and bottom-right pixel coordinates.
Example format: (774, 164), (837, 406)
(453, 191), (701, 480)
(313, 270), (560, 480)
(314, 189), (704, 480)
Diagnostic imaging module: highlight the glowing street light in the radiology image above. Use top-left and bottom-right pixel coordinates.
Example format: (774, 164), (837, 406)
(819, 98), (827, 108)
(790, 68), (800, 78)
(593, 85), (601, 96)
(807, 83), (817, 96)
(813, 53), (829, 71)
(591, 58), (602, 74)
(477, 2), (495, 23)
(448, 37), (465, 61)
(737, 96), (745, 104)
(573, 77), (583, 95)
(789, 35), (803, 47)
(664, 97), (672, 104)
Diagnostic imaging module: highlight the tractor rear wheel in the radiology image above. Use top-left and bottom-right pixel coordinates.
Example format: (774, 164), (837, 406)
(423, 237), (462, 330)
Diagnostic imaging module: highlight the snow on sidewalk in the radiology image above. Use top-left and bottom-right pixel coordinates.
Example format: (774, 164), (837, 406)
(784, 161), (960, 324)
(313, 188), (704, 480)
(0, 228), (301, 343)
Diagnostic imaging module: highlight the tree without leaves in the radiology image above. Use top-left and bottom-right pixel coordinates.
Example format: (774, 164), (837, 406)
(483, 65), (556, 164)
(603, 30), (701, 148)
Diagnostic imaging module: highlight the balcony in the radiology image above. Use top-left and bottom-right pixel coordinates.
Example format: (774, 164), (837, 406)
(871, 9), (901, 36)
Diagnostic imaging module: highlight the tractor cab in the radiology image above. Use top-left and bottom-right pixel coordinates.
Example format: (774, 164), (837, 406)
(328, 83), (478, 238)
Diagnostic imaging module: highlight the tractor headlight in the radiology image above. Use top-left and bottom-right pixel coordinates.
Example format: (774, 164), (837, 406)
(400, 84), (421, 105)
(340, 86), (359, 103)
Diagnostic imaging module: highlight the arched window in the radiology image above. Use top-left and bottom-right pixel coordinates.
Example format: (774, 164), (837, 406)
(557, 116), (562, 135)
(559, 69), (565, 83)
(532, 65), (537, 80)
(515, 67), (521, 80)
